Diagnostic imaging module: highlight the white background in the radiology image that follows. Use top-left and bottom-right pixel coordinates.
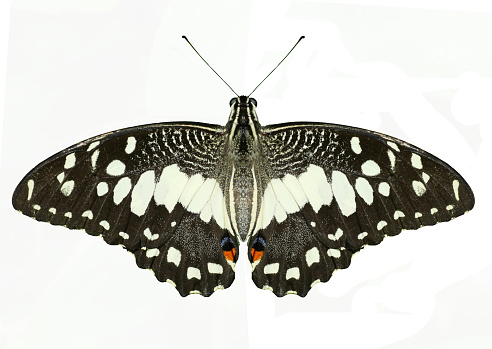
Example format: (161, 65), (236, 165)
(1, 1), (491, 348)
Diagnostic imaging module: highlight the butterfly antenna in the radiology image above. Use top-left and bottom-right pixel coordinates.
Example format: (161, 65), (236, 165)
(182, 36), (239, 97)
(248, 36), (305, 97)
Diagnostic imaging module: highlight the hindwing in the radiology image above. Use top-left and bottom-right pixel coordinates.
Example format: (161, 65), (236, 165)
(249, 123), (474, 297)
(12, 122), (239, 296)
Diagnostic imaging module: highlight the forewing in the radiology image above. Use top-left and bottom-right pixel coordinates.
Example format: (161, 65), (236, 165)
(250, 122), (474, 297)
(13, 122), (238, 296)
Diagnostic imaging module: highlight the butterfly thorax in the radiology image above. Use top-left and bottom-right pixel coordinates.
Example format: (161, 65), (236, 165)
(227, 96), (261, 241)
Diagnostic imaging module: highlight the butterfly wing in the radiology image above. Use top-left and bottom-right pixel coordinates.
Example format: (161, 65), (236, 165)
(250, 122), (474, 297)
(13, 122), (238, 296)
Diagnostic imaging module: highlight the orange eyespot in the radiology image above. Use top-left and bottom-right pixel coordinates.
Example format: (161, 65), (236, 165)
(251, 248), (263, 262)
(223, 248), (236, 262)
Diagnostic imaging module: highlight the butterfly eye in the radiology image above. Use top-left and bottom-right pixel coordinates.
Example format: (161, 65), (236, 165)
(229, 97), (238, 107)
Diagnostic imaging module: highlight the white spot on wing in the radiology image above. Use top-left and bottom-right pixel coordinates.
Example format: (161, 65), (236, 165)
(274, 204), (287, 223)
(358, 232), (368, 240)
(119, 232), (129, 239)
(431, 208), (438, 214)
(143, 228), (159, 241)
(361, 160), (381, 176)
(453, 180), (460, 201)
(61, 180), (75, 196)
(99, 220), (110, 230)
(154, 164), (188, 212)
(213, 285), (224, 293)
(64, 154), (76, 169)
(332, 170), (356, 217)
(327, 249), (341, 258)
(350, 136), (362, 154)
(87, 141), (99, 152)
(209, 182), (227, 229)
(187, 267), (201, 280)
(297, 164), (333, 213)
(97, 182), (109, 196)
(27, 179), (34, 201)
(33, 204), (41, 210)
(106, 160), (125, 176)
(310, 221), (316, 227)
(146, 249), (160, 258)
(270, 178), (300, 214)
(49, 207), (56, 214)
(259, 183), (276, 229)
(387, 141), (400, 152)
(394, 210), (405, 219)
(56, 172), (65, 183)
(446, 205), (454, 210)
(411, 154), (423, 169)
(125, 136), (136, 154)
(328, 228), (343, 241)
(387, 150), (396, 171)
(377, 220), (387, 230)
(200, 203), (212, 223)
(282, 174), (308, 208)
(422, 172), (430, 183)
(378, 182), (390, 196)
(166, 247), (181, 266)
(113, 177), (132, 205)
(188, 177), (215, 213)
(286, 267), (300, 280)
(208, 263), (223, 274)
(412, 181), (426, 196)
(82, 210), (93, 219)
(305, 247), (320, 267)
(64, 212), (72, 218)
(179, 173), (204, 208)
(264, 263), (280, 274)
(131, 170), (155, 216)
(91, 150), (100, 170)
(415, 212), (422, 218)
(355, 177), (373, 205)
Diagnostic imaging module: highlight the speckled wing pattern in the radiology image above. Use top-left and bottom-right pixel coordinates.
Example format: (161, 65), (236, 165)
(248, 123), (474, 296)
(13, 97), (474, 297)
(12, 122), (239, 296)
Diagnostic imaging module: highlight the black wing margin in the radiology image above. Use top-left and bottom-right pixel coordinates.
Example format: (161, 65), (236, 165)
(13, 122), (239, 296)
(250, 122), (474, 297)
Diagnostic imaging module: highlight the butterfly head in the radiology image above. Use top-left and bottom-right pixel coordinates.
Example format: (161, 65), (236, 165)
(228, 96), (258, 126)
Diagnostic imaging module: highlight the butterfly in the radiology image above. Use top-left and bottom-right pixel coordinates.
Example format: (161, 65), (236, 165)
(12, 37), (475, 297)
